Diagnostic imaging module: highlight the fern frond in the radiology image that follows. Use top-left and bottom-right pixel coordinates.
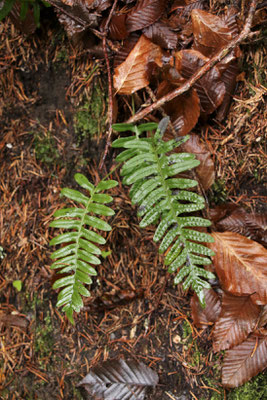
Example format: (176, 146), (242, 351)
(112, 119), (215, 306)
(49, 173), (117, 323)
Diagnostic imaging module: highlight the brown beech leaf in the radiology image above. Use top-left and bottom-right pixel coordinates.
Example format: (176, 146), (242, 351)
(126, 0), (165, 33)
(143, 21), (178, 49)
(209, 232), (267, 305)
(182, 134), (215, 190)
(175, 49), (226, 114)
(259, 305), (267, 328)
(222, 333), (267, 388)
(9, 2), (37, 35)
(78, 358), (159, 399)
(113, 35), (163, 95)
(191, 288), (221, 329)
(107, 14), (128, 40)
(213, 292), (260, 352)
(216, 60), (239, 121)
(157, 82), (200, 136)
(113, 34), (139, 68)
(191, 9), (235, 57)
(212, 206), (267, 247)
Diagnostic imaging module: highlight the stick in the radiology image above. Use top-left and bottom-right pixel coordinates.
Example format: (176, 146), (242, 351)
(99, 0), (118, 170)
(127, 0), (258, 124)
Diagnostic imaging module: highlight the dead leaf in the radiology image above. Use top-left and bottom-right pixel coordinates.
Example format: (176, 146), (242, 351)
(211, 206), (267, 247)
(222, 333), (267, 388)
(0, 313), (29, 330)
(213, 292), (260, 351)
(259, 305), (267, 328)
(191, 9), (236, 57)
(113, 34), (139, 68)
(209, 232), (267, 305)
(143, 21), (178, 49)
(182, 134), (215, 190)
(191, 288), (221, 329)
(113, 35), (163, 95)
(107, 14), (128, 40)
(78, 358), (159, 399)
(157, 81), (200, 136)
(126, 0), (165, 33)
(9, 2), (37, 35)
(216, 60), (239, 121)
(175, 49), (226, 114)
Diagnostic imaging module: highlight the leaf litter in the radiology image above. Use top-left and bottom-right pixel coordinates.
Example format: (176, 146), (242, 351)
(0, 0), (266, 398)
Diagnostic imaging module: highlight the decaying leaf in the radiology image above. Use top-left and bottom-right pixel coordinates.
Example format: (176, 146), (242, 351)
(9, 1), (37, 35)
(175, 49), (226, 114)
(113, 34), (139, 68)
(107, 14), (128, 40)
(209, 232), (267, 305)
(78, 358), (159, 400)
(213, 292), (260, 352)
(211, 206), (267, 247)
(216, 60), (239, 121)
(157, 81), (200, 135)
(191, 288), (221, 329)
(143, 21), (178, 49)
(222, 333), (267, 388)
(191, 9), (236, 57)
(113, 35), (163, 95)
(126, 0), (165, 32)
(182, 134), (215, 190)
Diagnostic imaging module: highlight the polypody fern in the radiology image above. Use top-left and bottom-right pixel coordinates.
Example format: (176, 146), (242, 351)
(112, 118), (215, 305)
(49, 173), (117, 323)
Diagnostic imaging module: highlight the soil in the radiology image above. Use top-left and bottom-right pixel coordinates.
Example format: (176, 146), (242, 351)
(0, 6), (266, 400)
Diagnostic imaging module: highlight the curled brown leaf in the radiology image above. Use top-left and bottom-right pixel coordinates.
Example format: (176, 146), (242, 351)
(175, 49), (226, 114)
(126, 0), (165, 33)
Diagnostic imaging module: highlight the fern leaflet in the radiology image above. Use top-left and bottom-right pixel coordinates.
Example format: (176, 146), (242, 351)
(112, 118), (215, 306)
(49, 173), (117, 323)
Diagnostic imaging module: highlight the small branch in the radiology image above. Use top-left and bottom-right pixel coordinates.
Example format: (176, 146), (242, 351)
(99, 0), (118, 171)
(127, 0), (258, 124)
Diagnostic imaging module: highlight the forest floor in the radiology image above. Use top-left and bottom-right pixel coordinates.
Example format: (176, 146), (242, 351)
(0, 5), (266, 400)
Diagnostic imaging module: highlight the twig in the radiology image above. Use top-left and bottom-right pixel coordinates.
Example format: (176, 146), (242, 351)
(99, 0), (118, 170)
(127, 0), (258, 124)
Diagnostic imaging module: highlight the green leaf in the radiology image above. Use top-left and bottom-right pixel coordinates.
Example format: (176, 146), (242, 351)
(49, 232), (78, 246)
(88, 203), (115, 216)
(53, 275), (75, 289)
(123, 165), (157, 185)
(84, 215), (111, 231)
(96, 180), (118, 191)
(75, 173), (94, 193)
(12, 280), (22, 292)
(61, 188), (90, 206)
(112, 123), (136, 132)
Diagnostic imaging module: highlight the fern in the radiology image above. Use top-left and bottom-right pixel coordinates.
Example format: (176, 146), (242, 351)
(112, 118), (215, 306)
(49, 173), (117, 323)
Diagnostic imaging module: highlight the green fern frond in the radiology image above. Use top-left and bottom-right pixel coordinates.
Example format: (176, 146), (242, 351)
(49, 173), (117, 323)
(112, 118), (215, 306)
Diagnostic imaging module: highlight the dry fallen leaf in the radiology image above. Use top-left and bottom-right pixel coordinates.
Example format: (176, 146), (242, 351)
(182, 133), (215, 190)
(126, 0), (165, 32)
(191, 9), (235, 57)
(191, 288), (221, 329)
(213, 292), (260, 351)
(209, 232), (267, 305)
(113, 35), (163, 95)
(78, 358), (159, 399)
(157, 81), (200, 136)
(222, 333), (267, 388)
(175, 49), (226, 114)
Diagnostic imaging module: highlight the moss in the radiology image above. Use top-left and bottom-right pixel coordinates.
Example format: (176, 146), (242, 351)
(34, 131), (60, 165)
(34, 312), (54, 363)
(209, 179), (228, 204)
(74, 79), (107, 143)
(227, 372), (267, 400)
